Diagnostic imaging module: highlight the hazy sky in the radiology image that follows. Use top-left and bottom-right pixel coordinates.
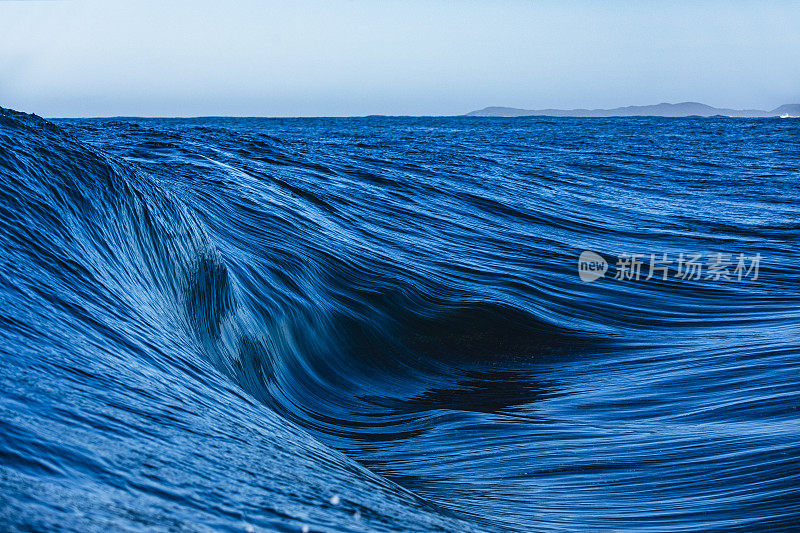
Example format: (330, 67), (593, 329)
(2, 0), (799, 117)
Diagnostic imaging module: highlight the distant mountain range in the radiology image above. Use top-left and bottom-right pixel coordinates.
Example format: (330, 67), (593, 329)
(465, 102), (800, 118)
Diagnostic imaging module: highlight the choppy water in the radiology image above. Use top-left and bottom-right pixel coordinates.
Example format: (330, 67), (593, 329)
(1, 107), (799, 532)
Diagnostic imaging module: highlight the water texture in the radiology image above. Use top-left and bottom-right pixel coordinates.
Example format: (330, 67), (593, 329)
(1, 107), (799, 531)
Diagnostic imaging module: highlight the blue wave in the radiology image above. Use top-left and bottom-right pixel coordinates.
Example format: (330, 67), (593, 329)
(1, 107), (799, 531)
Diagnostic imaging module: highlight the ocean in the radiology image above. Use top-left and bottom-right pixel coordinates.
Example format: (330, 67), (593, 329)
(1, 108), (798, 531)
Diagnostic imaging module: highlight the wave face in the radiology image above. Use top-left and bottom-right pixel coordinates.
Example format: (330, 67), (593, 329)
(1, 107), (799, 531)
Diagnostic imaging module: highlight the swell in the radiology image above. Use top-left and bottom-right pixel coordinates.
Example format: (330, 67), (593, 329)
(0, 108), (602, 529)
(0, 107), (585, 494)
(2, 109), (799, 531)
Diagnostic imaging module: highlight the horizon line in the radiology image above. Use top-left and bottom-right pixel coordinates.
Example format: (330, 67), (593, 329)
(3, 100), (795, 120)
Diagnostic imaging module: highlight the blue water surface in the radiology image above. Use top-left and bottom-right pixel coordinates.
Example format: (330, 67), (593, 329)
(1, 108), (799, 531)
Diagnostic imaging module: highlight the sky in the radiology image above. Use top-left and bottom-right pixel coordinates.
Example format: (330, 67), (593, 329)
(1, 0), (799, 117)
